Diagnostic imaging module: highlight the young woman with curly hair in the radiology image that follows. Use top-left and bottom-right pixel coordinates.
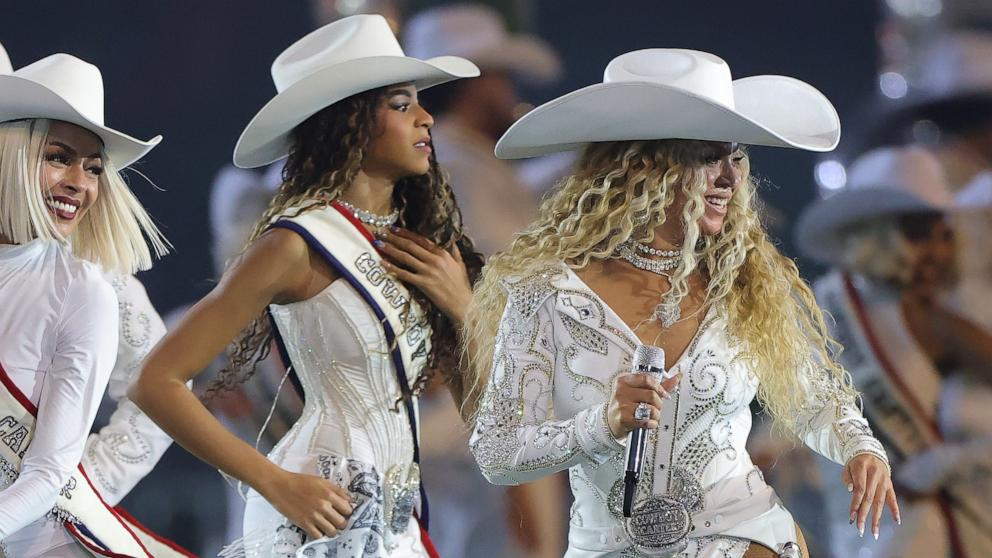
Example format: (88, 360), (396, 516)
(464, 49), (900, 558)
(132, 16), (481, 558)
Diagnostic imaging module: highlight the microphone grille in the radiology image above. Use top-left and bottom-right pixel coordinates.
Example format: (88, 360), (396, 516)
(632, 345), (666, 371)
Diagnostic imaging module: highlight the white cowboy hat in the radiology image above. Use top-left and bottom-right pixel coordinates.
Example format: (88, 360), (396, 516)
(233, 14), (480, 169)
(403, 4), (561, 84)
(0, 53), (161, 169)
(954, 171), (992, 209)
(494, 48), (840, 159)
(795, 146), (953, 265)
(0, 41), (11, 74)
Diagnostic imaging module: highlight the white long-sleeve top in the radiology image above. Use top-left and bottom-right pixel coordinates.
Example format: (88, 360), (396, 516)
(80, 274), (172, 506)
(0, 239), (118, 554)
(469, 263), (887, 558)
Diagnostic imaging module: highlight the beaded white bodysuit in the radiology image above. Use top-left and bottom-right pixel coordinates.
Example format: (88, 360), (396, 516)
(235, 277), (429, 558)
(469, 263), (887, 558)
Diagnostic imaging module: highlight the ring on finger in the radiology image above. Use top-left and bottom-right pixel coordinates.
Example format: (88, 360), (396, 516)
(634, 402), (651, 421)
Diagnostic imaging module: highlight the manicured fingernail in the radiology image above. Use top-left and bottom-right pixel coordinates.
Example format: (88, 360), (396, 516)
(897, 516), (902, 525)
(849, 513), (856, 524)
(873, 529), (878, 541)
(389, 225), (399, 232)
(373, 239), (384, 247)
(847, 483), (854, 493)
(858, 524), (864, 537)
(661, 390), (672, 400)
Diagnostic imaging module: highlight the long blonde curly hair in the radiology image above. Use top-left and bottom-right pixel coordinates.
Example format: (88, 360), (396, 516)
(462, 139), (857, 430)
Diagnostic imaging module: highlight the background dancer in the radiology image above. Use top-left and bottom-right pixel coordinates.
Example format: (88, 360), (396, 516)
(797, 145), (992, 557)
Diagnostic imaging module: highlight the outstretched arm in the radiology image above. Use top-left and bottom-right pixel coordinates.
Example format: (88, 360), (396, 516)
(792, 365), (900, 540)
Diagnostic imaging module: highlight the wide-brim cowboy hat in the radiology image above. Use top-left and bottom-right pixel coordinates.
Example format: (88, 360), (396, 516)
(233, 14), (479, 169)
(495, 48), (840, 159)
(795, 146), (952, 265)
(403, 4), (561, 85)
(0, 53), (161, 169)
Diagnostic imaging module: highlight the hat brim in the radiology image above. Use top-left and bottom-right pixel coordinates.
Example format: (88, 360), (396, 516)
(233, 55), (479, 169)
(0, 74), (161, 169)
(495, 75), (840, 159)
(470, 36), (561, 84)
(794, 189), (940, 265)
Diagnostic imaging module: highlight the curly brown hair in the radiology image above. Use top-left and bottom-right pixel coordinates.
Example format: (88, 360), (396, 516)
(207, 85), (483, 402)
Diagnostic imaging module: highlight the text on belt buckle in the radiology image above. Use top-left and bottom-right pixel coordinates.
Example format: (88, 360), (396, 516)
(625, 496), (690, 557)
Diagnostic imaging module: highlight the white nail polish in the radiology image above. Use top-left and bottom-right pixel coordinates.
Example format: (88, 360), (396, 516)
(873, 530), (879, 541)
(847, 483), (853, 493)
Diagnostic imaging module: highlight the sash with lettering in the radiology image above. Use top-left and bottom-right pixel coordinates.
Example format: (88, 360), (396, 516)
(0, 363), (195, 558)
(269, 202), (437, 554)
(817, 271), (992, 557)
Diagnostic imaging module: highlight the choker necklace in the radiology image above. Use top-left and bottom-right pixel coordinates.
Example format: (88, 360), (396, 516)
(337, 200), (399, 228)
(614, 240), (682, 327)
(615, 241), (680, 274)
(633, 242), (680, 258)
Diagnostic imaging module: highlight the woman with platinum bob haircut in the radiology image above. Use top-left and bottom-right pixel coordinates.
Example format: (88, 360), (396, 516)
(464, 49), (899, 558)
(0, 52), (174, 558)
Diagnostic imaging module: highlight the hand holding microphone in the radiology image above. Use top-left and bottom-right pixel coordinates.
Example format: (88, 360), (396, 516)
(605, 345), (682, 517)
(605, 349), (681, 439)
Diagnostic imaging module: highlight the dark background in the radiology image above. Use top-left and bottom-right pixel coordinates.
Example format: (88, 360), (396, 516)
(1, 0), (880, 312)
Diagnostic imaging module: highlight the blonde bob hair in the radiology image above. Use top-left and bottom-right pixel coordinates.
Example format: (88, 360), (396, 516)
(463, 139), (858, 429)
(0, 119), (168, 273)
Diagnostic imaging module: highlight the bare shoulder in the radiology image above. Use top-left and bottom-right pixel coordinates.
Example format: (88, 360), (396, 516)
(228, 227), (338, 304)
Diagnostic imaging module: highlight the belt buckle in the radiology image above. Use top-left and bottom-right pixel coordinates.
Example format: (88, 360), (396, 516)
(624, 496), (690, 557)
(384, 463), (419, 534)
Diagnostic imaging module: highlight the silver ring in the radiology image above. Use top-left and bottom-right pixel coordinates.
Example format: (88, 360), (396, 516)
(634, 402), (651, 422)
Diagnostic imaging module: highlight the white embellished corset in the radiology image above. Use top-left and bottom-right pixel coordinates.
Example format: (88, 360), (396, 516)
(267, 278), (424, 482)
(469, 263), (887, 557)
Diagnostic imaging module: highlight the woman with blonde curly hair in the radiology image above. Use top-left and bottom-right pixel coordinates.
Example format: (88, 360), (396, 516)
(132, 15), (482, 558)
(464, 49), (899, 558)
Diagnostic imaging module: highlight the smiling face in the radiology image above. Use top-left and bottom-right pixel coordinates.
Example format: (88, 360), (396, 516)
(362, 84), (435, 182)
(658, 141), (745, 241)
(694, 141), (745, 235)
(41, 121), (104, 238)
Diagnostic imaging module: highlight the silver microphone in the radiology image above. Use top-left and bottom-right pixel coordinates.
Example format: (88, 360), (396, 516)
(622, 345), (666, 517)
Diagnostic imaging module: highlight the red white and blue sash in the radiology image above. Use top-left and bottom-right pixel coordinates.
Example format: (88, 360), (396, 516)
(0, 363), (195, 558)
(269, 202), (432, 530)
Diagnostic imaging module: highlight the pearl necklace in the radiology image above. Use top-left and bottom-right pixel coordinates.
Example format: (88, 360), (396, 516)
(337, 200), (399, 228)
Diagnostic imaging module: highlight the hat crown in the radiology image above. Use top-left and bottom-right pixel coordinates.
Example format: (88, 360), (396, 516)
(915, 32), (992, 96)
(846, 146), (951, 208)
(12, 53), (105, 124)
(0, 41), (11, 74)
(604, 49), (735, 109)
(272, 14), (405, 93)
(404, 5), (507, 59)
